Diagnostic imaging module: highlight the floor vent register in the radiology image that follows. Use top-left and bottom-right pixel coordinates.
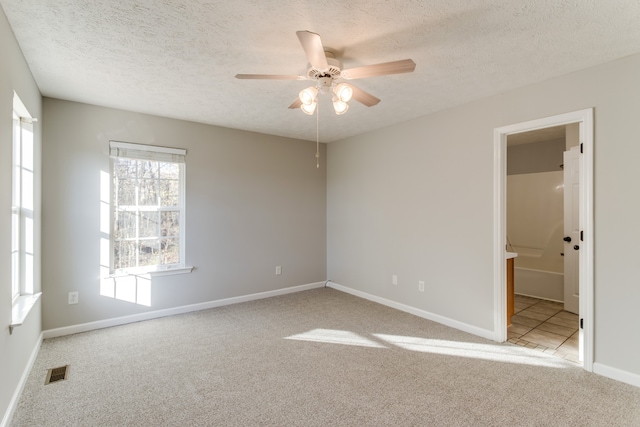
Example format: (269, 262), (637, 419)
(45, 365), (69, 385)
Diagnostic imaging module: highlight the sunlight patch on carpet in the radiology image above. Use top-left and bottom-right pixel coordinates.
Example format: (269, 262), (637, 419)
(285, 329), (387, 348)
(373, 334), (569, 368)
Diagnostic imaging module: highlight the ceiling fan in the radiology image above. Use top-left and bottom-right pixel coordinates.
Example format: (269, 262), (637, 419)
(235, 31), (416, 116)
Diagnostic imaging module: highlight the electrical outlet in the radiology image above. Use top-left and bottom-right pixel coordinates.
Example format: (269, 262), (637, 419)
(392, 274), (398, 286)
(418, 281), (425, 292)
(68, 291), (79, 305)
(276, 265), (282, 276)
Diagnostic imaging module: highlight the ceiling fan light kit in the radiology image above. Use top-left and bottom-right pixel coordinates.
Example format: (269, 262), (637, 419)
(332, 97), (349, 115)
(299, 86), (318, 106)
(300, 101), (317, 116)
(333, 83), (353, 103)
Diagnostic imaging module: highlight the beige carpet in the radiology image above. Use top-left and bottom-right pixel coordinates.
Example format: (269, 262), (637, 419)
(11, 288), (640, 426)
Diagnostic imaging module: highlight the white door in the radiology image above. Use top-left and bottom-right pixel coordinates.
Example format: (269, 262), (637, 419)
(563, 146), (580, 314)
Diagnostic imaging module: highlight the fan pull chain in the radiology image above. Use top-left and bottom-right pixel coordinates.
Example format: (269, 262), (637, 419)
(316, 97), (320, 168)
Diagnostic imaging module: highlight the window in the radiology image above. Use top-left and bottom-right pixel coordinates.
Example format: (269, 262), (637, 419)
(110, 141), (186, 274)
(12, 96), (35, 302)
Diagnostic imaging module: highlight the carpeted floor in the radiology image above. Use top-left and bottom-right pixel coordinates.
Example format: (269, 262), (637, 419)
(11, 288), (640, 426)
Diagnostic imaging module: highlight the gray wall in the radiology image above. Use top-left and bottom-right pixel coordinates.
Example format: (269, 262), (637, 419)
(327, 52), (640, 377)
(0, 7), (42, 424)
(41, 99), (326, 330)
(507, 139), (565, 175)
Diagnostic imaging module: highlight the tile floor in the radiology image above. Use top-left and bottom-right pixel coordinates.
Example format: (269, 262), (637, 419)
(508, 294), (580, 364)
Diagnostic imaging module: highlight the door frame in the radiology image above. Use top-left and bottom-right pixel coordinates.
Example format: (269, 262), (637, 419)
(493, 108), (594, 371)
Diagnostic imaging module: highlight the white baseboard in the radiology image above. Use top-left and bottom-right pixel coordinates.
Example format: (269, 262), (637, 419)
(593, 362), (640, 388)
(514, 292), (563, 304)
(326, 281), (496, 341)
(1, 332), (43, 427)
(43, 282), (325, 339)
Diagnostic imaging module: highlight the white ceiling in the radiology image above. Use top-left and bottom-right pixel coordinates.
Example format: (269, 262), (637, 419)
(3, 0), (640, 142)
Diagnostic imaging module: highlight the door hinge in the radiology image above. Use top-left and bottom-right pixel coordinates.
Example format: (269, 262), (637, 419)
(580, 230), (583, 241)
(580, 318), (584, 329)
(580, 143), (583, 153)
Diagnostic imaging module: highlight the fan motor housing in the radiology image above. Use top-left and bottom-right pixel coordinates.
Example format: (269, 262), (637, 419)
(307, 56), (342, 80)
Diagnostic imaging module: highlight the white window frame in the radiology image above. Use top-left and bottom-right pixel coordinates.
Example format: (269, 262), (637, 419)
(10, 92), (41, 333)
(109, 141), (187, 275)
(12, 100), (35, 301)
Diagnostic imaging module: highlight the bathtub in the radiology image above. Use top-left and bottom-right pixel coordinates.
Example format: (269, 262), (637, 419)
(514, 267), (563, 302)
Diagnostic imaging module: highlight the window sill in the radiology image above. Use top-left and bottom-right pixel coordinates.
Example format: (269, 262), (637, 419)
(10, 292), (42, 334)
(149, 266), (194, 277)
(108, 266), (194, 279)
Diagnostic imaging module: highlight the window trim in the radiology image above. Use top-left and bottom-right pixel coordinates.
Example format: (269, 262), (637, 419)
(11, 111), (21, 302)
(12, 94), (35, 302)
(11, 91), (39, 333)
(109, 141), (187, 275)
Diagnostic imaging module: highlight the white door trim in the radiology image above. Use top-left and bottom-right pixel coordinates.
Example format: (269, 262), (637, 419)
(493, 108), (594, 371)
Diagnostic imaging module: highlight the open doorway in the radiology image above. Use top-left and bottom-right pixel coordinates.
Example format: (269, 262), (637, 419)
(493, 109), (594, 372)
(506, 125), (579, 363)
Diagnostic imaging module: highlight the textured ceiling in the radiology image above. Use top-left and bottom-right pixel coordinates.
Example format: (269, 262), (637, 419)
(2, 0), (640, 142)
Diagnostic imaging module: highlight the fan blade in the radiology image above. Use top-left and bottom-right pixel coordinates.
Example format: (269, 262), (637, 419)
(235, 74), (305, 80)
(288, 98), (302, 109)
(347, 84), (381, 107)
(341, 59), (416, 80)
(296, 30), (329, 71)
